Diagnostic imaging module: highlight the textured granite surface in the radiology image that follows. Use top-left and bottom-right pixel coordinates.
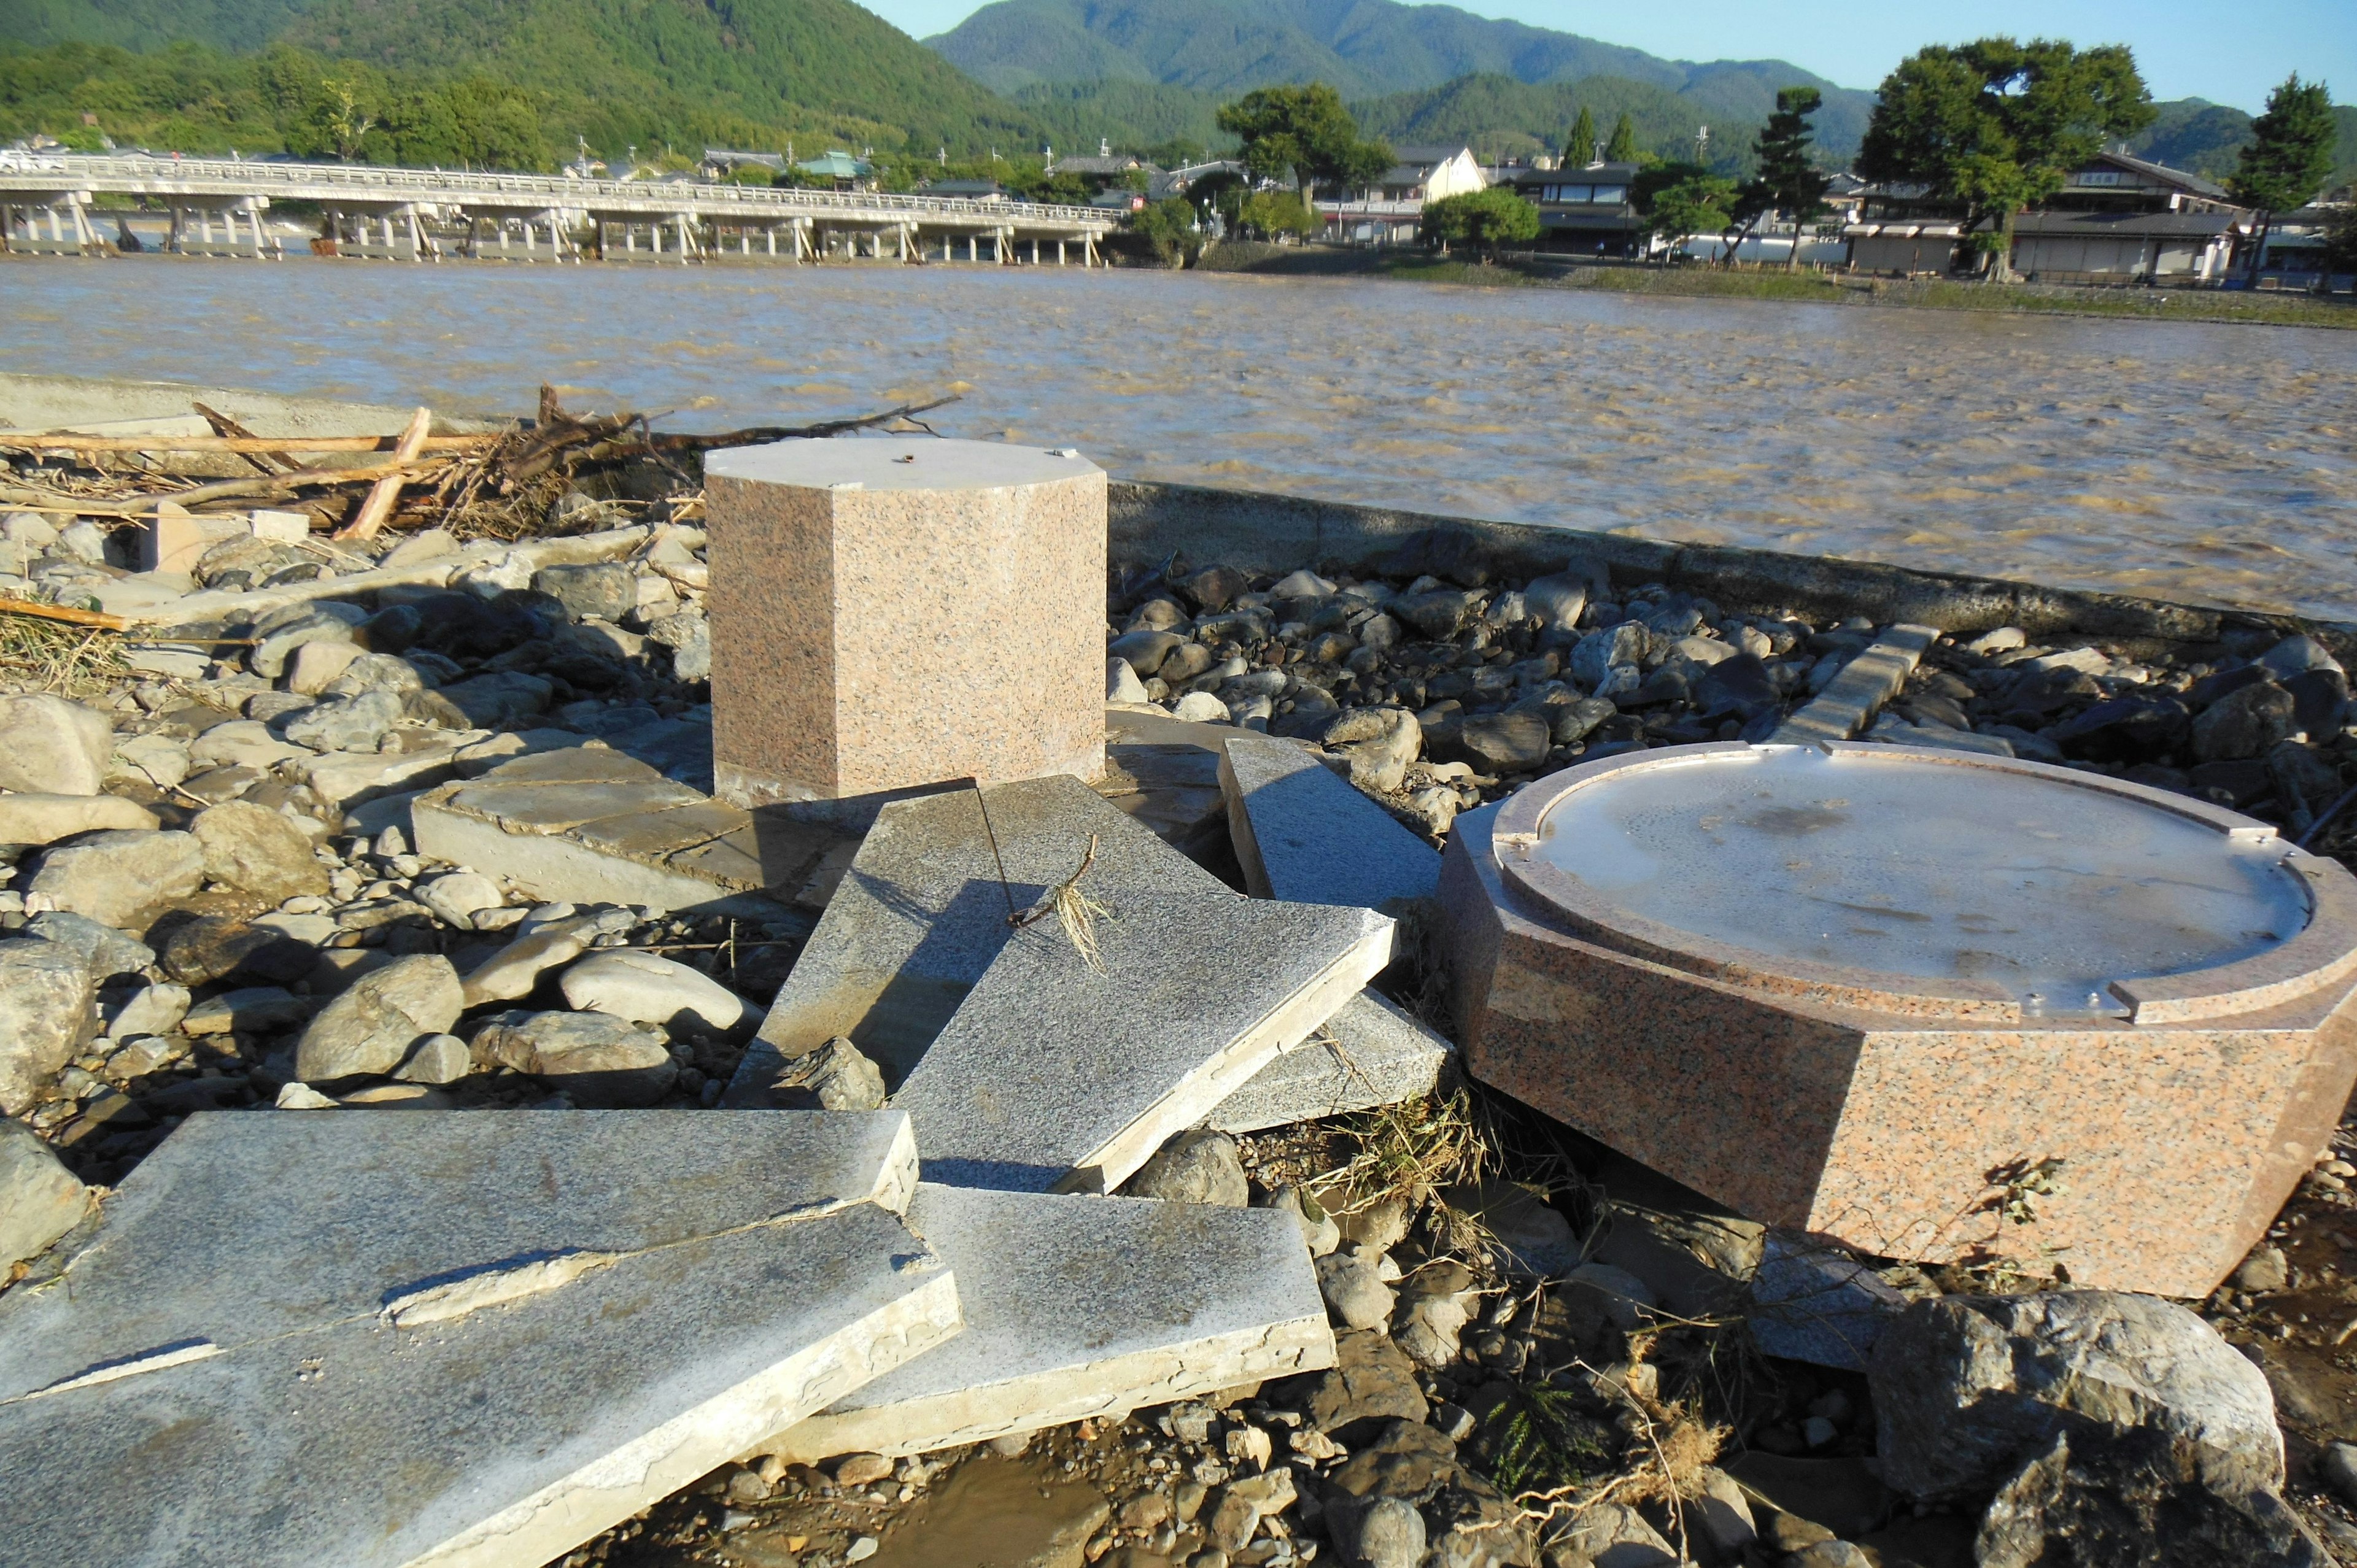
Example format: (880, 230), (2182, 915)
(0, 1111), (959, 1568)
(1201, 989), (1455, 1135)
(729, 774), (1226, 1103)
(1218, 733), (1439, 911)
(1444, 800), (2357, 1298)
(896, 889), (1393, 1192)
(762, 1184), (1333, 1462)
(706, 439), (1105, 808)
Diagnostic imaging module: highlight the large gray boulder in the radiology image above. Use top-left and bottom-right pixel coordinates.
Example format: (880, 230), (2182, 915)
(294, 955), (464, 1083)
(1976, 1428), (2324, 1568)
(27, 830), (203, 929)
(0, 694), (114, 795)
(1870, 1291), (2283, 1502)
(0, 940), (96, 1115)
(0, 1116), (89, 1270)
(192, 800), (330, 902)
(25, 911), (155, 982)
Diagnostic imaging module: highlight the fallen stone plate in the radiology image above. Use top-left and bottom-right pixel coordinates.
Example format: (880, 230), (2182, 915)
(727, 774), (1423, 1138)
(761, 1183), (1335, 1462)
(1219, 733), (1439, 911)
(0, 1110), (961, 1568)
(894, 887), (1393, 1192)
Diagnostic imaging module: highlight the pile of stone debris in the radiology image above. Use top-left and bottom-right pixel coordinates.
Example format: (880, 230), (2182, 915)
(0, 481), (2353, 1568)
(1105, 557), (2357, 851)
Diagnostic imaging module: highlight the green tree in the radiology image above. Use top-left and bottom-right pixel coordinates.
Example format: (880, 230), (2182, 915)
(1857, 37), (2155, 281)
(1749, 87), (1832, 271)
(1238, 189), (1318, 242)
(1423, 187), (1539, 258)
(1604, 112), (1639, 163)
(2230, 73), (2339, 284)
(1563, 104), (1597, 167)
(1129, 196), (1201, 266)
(1639, 173), (1737, 260)
(1216, 83), (1391, 206)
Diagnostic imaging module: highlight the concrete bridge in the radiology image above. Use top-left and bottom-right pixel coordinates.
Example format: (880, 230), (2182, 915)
(0, 151), (1118, 266)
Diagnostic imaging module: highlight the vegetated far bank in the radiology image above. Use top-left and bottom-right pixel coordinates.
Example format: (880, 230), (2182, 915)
(1191, 241), (2357, 329)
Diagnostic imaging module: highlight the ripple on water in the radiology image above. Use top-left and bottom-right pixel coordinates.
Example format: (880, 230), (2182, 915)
(7, 259), (2357, 617)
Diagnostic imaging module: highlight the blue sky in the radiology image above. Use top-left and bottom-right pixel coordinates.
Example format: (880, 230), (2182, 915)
(865, 0), (2356, 112)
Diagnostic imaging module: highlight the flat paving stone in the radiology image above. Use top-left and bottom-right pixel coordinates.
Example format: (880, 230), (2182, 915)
(731, 774), (1229, 1100)
(412, 746), (838, 915)
(1199, 989), (1455, 1135)
(0, 1110), (960, 1568)
(1219, 733), (1439, 911)
(894, 888), (1393, 1192)
(761, 1184), (1334, 1463)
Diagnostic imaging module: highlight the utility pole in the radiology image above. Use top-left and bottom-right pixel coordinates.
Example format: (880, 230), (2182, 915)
(1695, 126), (1709, 163)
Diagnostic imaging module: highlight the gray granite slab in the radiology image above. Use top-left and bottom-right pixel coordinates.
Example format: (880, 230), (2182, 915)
(1745, 1231), (1911, 1372)
(762, 1183), (1334, 1462)
(730, 774), (1229, 1103)
(893, 890), (1393, 1193)
(1771, 625), (1937, 746)
(1218, 734), (1439, 911)
(1199, 989), (1455, 1135)
(0, 1111), (960, 1568)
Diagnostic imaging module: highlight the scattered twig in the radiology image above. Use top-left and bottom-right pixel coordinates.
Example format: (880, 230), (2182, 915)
(192, 403), (298, 476)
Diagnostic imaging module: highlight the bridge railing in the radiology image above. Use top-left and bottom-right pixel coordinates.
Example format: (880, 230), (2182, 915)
(0, 152), (1113, 227)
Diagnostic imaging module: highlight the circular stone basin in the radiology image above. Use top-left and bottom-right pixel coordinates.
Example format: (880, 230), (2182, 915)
(1501, 743), (2315, 1016)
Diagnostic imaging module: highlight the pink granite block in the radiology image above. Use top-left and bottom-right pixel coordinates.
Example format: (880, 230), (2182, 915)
(1442, 743), (2357, 1300)
(705, 439), (1105, 808)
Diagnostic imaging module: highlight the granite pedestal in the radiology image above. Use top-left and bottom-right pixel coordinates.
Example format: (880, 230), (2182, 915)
(1442, 741), (2357, 1299)
(705, 439), (1105, 812)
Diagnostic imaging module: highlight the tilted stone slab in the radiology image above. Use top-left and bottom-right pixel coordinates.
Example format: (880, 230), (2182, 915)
(1199, 989), (1455, 1135)
(759, 1184), (1335, 1463)
(1771, 625), (1937, 745)
(0, 1111), (960, 1568)
(1218, 733), (1439, 911)
(729, 774), (1229, 1102)
(412, 745), (830, 914)
(894, 889), (1393, 1192)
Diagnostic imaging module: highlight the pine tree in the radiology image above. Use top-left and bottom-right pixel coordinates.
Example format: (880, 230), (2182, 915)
(1563, 105), (1597, 168)
(2231, 73), (2339, 283)
(1604, 112), (1639, 163)
(1751, 87), (1831, 270)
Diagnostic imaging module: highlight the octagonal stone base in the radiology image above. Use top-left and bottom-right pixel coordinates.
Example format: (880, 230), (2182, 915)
(1441, 790), (2357, 1300)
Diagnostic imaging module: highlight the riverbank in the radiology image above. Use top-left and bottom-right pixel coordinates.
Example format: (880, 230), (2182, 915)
(1196, 242), (2357, 330)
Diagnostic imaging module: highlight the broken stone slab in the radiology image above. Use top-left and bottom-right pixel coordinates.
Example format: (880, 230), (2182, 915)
(0, 1110), (959, 1568)
(1198, 990), (1454, 1135)
(894, 888), (1392, 1193)
(758, 1184), (1334, 1464)
(730, 773), (1232, 1103)
(303, 730), (494, 812)
(1097, 706), (1239, 855)
(412, 745), (826, 915)
(1219, 733), (1439, 912)
(1771, 625), (1937, 745)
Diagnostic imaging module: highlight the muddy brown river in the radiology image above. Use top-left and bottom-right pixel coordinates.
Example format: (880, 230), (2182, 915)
(7, 257), (2355, 619)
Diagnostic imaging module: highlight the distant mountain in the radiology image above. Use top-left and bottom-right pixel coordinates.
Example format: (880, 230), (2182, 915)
(926, 0), (1871, 128)
(12, 0), (1048, 155)
(2129, 98), (2357, 191)
(1353, 71), (1872, 169)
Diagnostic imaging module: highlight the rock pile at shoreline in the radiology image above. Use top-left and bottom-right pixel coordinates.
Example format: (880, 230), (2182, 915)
(1, 489), (2355, 1567)
(1105, 557), (2356, 846)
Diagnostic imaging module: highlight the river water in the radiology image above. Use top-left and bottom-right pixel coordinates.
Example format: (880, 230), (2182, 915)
(7, 257), (2356, 620)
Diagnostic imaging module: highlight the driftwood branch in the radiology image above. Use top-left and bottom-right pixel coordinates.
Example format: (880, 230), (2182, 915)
(649, 395), (962, 452)
(192, 403), (300, 476)
(0, 599), (128, 632)
(0, 431), (490, 455)
(335, 406), (433, 541)
(114, 457), (449, 515)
